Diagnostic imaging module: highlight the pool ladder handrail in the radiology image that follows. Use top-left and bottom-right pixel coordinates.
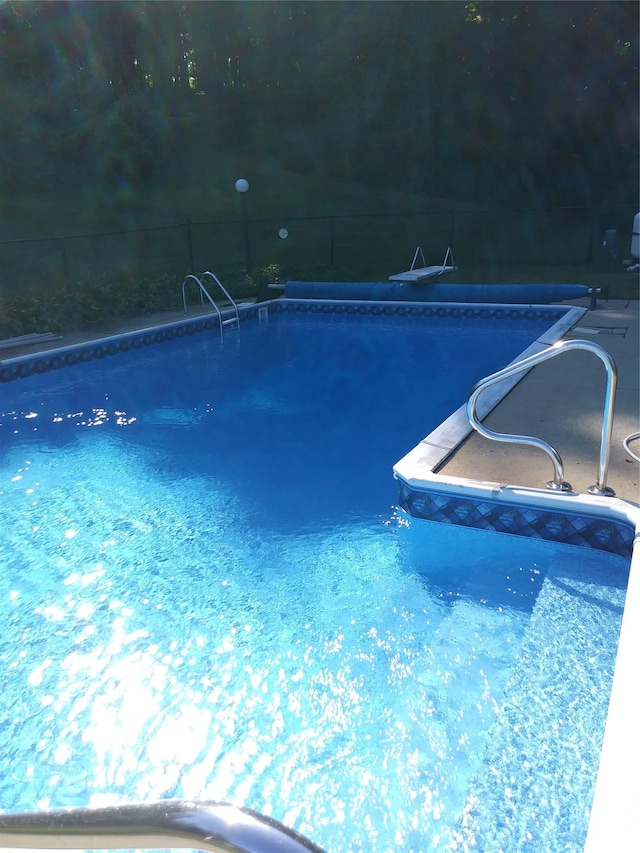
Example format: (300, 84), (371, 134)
(466, 338), (618, 496)
(182, 272), (240, 339)
(0, 799), (327, 853)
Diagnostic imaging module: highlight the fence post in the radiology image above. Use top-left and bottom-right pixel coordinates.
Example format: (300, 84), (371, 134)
(449, 208), (456, 255)
(185, 218), (194, 272)
(329, 216), (335, 267)
(59, 237), (71, 292)
(587, 207), (598, 264)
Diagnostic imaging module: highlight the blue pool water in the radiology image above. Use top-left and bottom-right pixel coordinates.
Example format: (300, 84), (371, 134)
(0, 307), (628, 852)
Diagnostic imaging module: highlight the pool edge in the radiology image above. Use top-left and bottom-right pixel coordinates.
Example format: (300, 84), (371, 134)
(2, 297), (633, 848)
(394, 454), (639, 853)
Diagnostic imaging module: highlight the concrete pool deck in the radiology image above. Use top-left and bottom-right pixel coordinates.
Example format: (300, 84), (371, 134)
(438, 295), (639, 504)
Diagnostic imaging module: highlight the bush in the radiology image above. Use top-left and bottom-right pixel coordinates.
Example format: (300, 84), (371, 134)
(0, 266), (270, 337)
(0, 271), (184, 336)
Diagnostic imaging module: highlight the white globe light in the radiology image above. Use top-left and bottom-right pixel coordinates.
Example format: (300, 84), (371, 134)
(278, 228), (289, 240)
(235, 178), (249, 193)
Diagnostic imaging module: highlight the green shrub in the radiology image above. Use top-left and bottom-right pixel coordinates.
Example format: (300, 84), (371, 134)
(0, 266), (265, 336)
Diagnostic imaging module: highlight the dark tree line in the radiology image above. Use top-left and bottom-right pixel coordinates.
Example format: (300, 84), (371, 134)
(0, 0), (638, 214)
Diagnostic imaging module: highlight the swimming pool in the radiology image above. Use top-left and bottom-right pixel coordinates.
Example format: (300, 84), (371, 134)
(0, 300), (632, 852)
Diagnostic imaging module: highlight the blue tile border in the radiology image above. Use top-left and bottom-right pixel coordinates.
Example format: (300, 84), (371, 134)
(397, 481), (635, 559)
(273, 300), (566, 322)
(0, 300), (568, 383)
(0, 307), (263, 383)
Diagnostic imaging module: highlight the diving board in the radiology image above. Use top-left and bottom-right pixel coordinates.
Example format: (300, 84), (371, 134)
(389, 246), (456, 282)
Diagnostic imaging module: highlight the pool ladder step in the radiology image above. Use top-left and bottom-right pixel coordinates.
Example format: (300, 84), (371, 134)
(181, 271), (240, 340)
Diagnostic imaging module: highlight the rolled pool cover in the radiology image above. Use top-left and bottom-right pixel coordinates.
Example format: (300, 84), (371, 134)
(284, 281), (590, 303)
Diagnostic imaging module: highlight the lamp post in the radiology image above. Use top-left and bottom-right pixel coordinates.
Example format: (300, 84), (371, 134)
(235, 178), (252, 275)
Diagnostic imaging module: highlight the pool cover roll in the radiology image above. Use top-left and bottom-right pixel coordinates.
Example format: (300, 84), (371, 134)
(284, 281), (590, 304)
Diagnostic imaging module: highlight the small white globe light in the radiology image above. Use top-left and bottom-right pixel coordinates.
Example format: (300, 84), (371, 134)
(278, 228), (289, 240)
(235, 178), (249, 193)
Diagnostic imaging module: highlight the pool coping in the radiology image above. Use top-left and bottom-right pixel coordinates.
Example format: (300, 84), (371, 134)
(1, 297), (636, 848)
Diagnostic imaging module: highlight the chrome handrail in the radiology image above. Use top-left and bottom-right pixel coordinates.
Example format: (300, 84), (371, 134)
(182, 274), (224, 338)
(466, 339), (618, 496)
(0, 799), (326, 853)
(201, 271), (241, 328)
(623, 431), (640, 463)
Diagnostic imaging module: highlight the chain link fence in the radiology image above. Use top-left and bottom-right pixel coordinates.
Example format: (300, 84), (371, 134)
(1, 205), (636, 296)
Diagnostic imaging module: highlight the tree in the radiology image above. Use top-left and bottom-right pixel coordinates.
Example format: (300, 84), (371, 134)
(0, 0), (637, 216)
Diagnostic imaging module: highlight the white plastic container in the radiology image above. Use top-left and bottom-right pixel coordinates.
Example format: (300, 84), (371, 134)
(631, 212), (640, 259)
